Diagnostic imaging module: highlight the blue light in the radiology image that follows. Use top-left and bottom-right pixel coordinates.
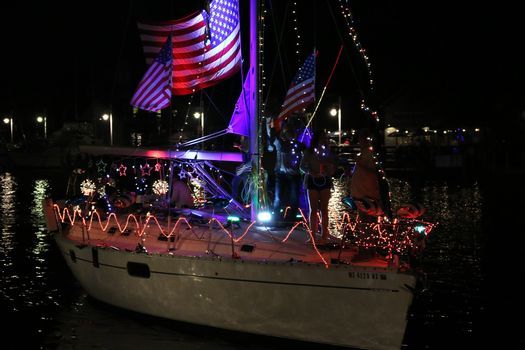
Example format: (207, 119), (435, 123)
(257, 211), (272, 222)
(342, 196), (357, 210)
(414, 225), (426, 234)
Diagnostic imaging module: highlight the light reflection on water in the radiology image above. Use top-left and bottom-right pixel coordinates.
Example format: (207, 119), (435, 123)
(0, 171), (485, 349)
(1, 171), (72, 349)
(1, 173), (17, 255)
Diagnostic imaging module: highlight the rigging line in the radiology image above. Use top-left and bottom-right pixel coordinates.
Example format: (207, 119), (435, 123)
(204, 161), (236, 177)
(291, 0), (302, 66)
(179, 129), (232, 148)
(202, 90), (227, 121)
(263, 0), (290, 109)
(303, 45), (344, 131)
(178, 129), (229, 148)
(313, 0), (317, 51)
(325, 0), (365, 100)
(327, 1), (391, 215)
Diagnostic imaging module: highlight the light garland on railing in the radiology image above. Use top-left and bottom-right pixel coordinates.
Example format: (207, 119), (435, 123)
(341, 214), (435, 257)
(53, 201), (434, 268)
(53, 204), (329, 267)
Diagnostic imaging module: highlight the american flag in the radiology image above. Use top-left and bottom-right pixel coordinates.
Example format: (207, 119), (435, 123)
(137, 0), (241, 96)
(130, 34), (173, 112)
(275, 52), (316, 130)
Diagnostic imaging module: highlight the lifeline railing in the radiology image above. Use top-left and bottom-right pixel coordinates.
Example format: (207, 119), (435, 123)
(49, 201), (435, 268)
(50, 203), (330, 267)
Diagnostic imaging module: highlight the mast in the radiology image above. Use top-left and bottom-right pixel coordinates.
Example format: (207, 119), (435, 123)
(249, 0), (259, 221)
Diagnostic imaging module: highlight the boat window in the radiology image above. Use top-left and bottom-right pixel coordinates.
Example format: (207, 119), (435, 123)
(240, 244), (255, 253)
(127, 262), (150, 278)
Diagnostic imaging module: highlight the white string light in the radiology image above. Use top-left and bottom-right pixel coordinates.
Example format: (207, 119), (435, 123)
(338, 0), (374, 89)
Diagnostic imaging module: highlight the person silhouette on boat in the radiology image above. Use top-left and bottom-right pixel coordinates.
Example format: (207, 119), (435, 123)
(170, 172), (194, 209)
(349, 128), (383, 215)
(268, 124), (304, 221)
(300, 130), (336, 244)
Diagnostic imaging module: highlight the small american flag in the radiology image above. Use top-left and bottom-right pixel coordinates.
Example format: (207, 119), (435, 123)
(275, 52), (316, 130)
(137, 0), (241, 96)
(131, 34), (173, 112)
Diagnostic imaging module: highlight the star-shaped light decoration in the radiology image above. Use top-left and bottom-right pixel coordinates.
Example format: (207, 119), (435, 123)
(118, 163), (127, 176)
(140, 163), (153, 176)
(154, 161), (162, 172)
(96, 159), (107, 173)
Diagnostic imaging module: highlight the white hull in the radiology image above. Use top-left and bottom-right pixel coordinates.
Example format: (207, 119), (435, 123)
(54, 229), (416, 350)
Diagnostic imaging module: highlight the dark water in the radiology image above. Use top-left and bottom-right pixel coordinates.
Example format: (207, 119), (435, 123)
(0, 168), (508, 349)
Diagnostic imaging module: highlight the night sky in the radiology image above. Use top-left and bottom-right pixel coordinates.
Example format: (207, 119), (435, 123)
(0, 1), (523, 138)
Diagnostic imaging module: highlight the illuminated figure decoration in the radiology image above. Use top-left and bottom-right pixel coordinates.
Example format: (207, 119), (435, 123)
(80, 179), (96, 196)
(152, 179), (169, 196)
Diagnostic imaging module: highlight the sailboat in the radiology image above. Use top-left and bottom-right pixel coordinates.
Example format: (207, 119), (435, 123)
(43, 1), (435, 349)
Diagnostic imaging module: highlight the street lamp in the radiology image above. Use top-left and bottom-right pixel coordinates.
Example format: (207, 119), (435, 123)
(3, 117), (13, 143)
(36, 115), (47, 139)
(329, 96), (342, 145)
(193, 110), (204, 140)
(102, 113), (113, 146)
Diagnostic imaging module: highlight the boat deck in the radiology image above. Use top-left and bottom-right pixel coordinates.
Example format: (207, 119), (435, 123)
(57, 206), (392, 269)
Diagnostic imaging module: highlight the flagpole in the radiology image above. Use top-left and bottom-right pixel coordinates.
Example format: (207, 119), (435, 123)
(303, 45), (343, 131)
(249, 0), (259, 222)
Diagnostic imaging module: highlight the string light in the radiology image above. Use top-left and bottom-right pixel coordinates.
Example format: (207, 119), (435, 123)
(313, 144), (328, 158)
(177, 94), (195, 145)
(96, 159), (107, 173)
(118, 163), (127, 176)
(291, 1), (302, 66)
(289, 139), (301, 167)
(338, 0), (374, 89)
(140, 162), (153, 176)
(338, 0), (391, 211)
(53, 203), (434, 265)
(260, 2), (267, 112)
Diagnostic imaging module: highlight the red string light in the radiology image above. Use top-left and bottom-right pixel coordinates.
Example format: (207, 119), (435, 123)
(53, 203), (435, 267)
